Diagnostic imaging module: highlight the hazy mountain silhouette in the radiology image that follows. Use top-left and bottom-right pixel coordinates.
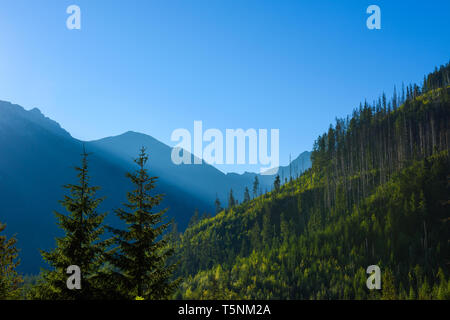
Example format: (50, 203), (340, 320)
(89, 132), (311, 202)
(0, 100), (311, 273)
(0, 101), (208, 273)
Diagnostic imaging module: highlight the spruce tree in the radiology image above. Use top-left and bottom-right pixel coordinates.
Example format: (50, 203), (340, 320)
(252, 176), (259, 198)
(0, 222), (22, 299)
(243, 187), (251, 203)
(228, 189), (235, 209)
(214, 194), (222, 214)
(188, 209), (199, 227)
(35, 149), (110, 300)
(274, 175), (281, 192)
(108, 147), (178, 299)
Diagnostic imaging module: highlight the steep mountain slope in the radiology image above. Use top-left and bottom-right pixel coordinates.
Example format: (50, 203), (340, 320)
(0, 100), (312, 274)
(172, 64), (450, 299)
(0, 102), (209, 273)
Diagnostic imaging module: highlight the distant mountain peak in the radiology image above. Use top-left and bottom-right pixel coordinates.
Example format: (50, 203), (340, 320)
(122, 130), (141, 136)
(0, 100), (72, 139)
(29, 107), (43, 115)
(93, 130), (166, 150)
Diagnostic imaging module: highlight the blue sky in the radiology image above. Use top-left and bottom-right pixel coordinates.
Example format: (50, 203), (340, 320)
(0, 0), (449, 173)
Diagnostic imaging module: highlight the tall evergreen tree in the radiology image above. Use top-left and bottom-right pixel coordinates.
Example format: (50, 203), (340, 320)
(228, 189), (235, 210)
(188, 209), (199, 227)
(214, 194), (222, 214)
(243, 187), (251, 203)
(274, 175), (281, 192)
(252, 176), (259, 198)
(35, 149), (110, 300)
(0, 222), (22, 299)
(108, 147), (178, 299)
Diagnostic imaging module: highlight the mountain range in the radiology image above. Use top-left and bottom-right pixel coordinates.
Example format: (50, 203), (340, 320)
(0, 100), (311, 273)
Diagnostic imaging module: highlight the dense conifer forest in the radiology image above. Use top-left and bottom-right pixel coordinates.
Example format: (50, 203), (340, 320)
(171, 63), (450, 299)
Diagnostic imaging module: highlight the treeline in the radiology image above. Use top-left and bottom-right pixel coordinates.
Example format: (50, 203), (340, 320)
(172, 63), (450, 299)
(312, 62), (450, 211)
(0, 147), (178, 300)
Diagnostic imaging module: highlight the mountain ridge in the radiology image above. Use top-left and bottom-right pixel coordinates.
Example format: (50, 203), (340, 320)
(0, 99), (311, 273)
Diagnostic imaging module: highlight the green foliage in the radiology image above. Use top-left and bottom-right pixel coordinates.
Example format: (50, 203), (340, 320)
(244, 187), (251, 203)
(228, 189), (235, 209)
(31, 150), (111, 300)
(381, 269), (396, 300)
(214, 195), (222, 214)
(175, 152), (450, 300)
(0, 222), (22, 299)
(173, 65), (450, 300)
(274, 175), (281, 192)
(107, 147), (179, 299)
(253, 176), (259, 198)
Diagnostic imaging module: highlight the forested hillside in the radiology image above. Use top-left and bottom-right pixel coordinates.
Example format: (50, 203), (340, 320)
(172, 63), (450, 299)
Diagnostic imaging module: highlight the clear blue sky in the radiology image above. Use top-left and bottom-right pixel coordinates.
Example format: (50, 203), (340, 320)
(0, 0), (449, 173)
